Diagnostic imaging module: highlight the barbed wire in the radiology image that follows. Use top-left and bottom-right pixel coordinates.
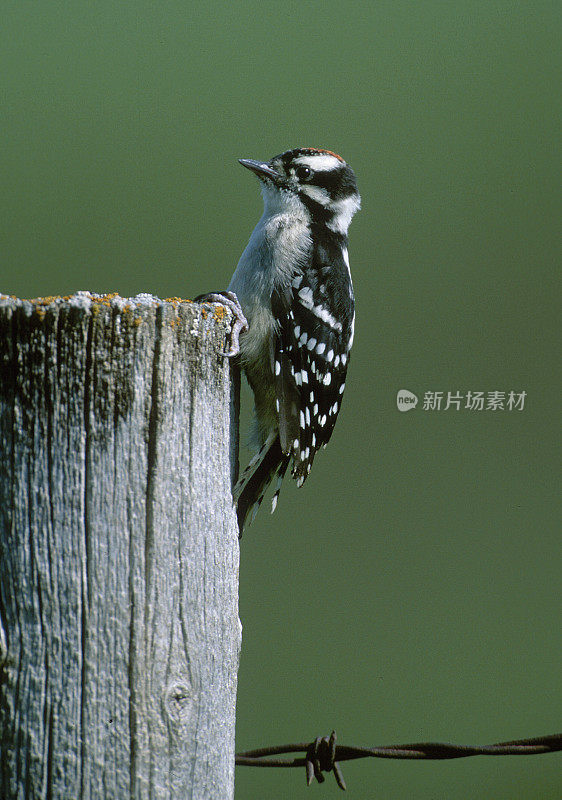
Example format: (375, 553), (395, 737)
(236, 730), (562, 790)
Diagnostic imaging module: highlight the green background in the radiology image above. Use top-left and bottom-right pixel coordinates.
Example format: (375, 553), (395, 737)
(2, 2), (560, 797)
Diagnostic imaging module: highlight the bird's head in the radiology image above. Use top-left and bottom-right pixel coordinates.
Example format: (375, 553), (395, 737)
(239, 147), (360, 235)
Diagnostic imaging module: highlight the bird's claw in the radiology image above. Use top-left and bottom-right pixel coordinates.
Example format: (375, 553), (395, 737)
(195, 291), (248, 357)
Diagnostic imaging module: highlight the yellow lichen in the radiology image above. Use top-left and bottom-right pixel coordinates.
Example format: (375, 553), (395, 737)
(213, 305), (227, 321)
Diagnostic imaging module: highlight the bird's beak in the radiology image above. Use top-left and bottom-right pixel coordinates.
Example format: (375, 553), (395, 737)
(239, 158), (283, 184)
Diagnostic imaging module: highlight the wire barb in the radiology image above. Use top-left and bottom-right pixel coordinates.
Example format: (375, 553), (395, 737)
(304, 731), (346, 789)
(235, 731), (562, 791)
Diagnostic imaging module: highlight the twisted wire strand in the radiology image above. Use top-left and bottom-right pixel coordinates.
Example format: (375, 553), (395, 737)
(236, 731), (562, 790)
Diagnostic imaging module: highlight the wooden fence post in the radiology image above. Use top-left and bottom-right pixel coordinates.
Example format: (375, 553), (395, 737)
(0, 292), (241, 799)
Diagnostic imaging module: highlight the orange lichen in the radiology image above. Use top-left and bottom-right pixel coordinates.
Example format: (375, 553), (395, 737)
(31, 295), (64, 306)
(212, 305), (227, 321)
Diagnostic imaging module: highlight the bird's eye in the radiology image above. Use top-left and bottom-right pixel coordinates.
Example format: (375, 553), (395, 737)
(295, 166), (313, 182)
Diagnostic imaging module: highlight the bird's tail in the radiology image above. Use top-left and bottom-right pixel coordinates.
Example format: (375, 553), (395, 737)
(233, 432), (290, 534)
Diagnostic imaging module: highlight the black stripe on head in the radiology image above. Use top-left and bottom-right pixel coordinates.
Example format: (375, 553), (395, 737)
(297, 193), (338, 227)
(311, 164), (358, 200)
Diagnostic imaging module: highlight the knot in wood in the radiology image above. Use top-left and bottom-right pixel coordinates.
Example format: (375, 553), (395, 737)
(164, 681), (194, 726)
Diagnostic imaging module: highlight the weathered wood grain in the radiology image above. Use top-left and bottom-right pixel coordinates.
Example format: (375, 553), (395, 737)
(0, 292), (241, 799)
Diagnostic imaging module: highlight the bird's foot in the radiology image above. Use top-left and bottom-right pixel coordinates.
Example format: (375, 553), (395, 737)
(195, 291), (248, 357)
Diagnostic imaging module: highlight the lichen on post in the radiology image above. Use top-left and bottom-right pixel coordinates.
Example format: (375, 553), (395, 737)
(0, 292), (241, 800)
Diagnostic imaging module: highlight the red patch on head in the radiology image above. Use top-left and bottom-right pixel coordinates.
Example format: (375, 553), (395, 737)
(303, 148), (345, 162)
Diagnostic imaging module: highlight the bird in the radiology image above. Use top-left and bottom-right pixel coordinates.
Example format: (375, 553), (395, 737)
(200, 148), (360, 533)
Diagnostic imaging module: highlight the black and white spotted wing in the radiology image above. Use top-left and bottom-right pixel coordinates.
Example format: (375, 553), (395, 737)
(271, 263), (354, 487)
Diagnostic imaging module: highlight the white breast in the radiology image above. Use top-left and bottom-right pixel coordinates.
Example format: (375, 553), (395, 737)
(229, 194), (312, 364)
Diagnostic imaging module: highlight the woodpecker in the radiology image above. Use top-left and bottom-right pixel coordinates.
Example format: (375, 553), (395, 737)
(201, 148), (360, 532)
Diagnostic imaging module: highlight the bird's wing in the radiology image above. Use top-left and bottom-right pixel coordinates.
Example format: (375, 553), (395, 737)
(270, 264), (353, 485)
